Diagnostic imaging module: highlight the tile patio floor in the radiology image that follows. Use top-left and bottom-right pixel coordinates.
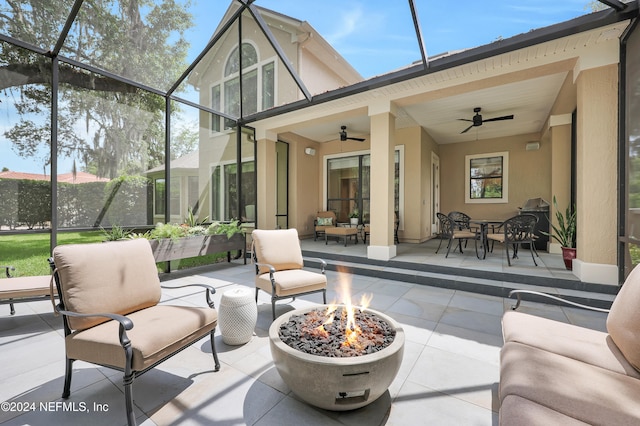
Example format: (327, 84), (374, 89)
(0, 256), (608, 425)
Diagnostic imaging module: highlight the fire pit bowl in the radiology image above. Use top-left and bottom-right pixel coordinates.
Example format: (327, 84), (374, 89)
(269, 305), (405, 411)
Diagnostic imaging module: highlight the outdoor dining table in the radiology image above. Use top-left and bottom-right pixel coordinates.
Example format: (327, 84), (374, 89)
(470, 219), (504, 259)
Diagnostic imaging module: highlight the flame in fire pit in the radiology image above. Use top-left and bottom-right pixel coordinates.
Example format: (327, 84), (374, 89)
(325, 266), (373, 348)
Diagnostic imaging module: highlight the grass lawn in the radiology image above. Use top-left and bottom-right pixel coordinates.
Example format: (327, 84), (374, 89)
(0, 231), (104, 276)
(1, 231), (233, 276)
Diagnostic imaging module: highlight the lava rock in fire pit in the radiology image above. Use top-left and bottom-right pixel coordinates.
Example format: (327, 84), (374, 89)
(278, 307), (396, 357)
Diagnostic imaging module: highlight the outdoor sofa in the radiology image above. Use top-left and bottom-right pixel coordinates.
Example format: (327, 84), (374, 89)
(499, 267), (640, 425)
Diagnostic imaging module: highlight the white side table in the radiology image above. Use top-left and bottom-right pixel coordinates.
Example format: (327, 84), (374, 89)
(219, 288), (257, 345)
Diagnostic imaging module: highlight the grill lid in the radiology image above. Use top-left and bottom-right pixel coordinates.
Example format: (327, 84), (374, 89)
(520, 197), (550, 211)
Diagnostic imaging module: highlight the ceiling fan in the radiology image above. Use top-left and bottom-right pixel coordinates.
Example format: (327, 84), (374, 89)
(458, 107), (514, 134)
(340, 125), (366, 142)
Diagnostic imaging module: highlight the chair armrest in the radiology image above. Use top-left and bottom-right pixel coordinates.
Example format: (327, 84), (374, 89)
(304, 257), (327, 273)
(2, 265), (15, 278)
(508, 290), (610, 313)
(255, 262), (276, 275)
(55, 304), (134, 347)
(161, 283), (216, 308)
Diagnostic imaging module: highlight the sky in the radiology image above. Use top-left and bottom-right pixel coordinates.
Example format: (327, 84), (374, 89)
(0, 0), (601, 174)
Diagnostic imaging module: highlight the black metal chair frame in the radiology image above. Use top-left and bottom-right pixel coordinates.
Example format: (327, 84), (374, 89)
(435, 212), (479, 258)
(49, 259), (220, 426)
(488, 214), (540, 266)
(252, 250), (327, 320)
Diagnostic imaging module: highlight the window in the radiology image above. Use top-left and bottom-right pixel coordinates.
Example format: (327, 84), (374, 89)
(326, 151), (401, 223)
(154, 178), (166, 215)
(210, 43), (275, 132)
(465, 152), (509, 203)
(211, 160), (255, 221)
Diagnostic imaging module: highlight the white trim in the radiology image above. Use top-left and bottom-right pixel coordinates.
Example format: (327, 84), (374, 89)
(367, 245), (397, 261)
(465, 151), (509, 204)
(572, 259), (618, 286)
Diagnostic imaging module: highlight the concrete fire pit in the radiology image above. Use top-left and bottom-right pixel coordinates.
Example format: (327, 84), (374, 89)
(269, 305), (405, 411)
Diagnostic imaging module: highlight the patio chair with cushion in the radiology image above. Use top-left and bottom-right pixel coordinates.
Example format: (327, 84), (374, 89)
(50, 238), (220, 426)
(435, 212), (479, 257)
(314, 210), (337, 241)
(486, 213), (539, 266)
(252, 228), (327, 320)
(1, 264), (55, 315)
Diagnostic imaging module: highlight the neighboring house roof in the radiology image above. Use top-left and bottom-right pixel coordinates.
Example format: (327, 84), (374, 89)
(0, 170), (110, 183)
(145, 150), (199, 174)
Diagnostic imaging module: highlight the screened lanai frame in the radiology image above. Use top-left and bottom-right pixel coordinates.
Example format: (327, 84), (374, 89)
(0, 0), (636, 271)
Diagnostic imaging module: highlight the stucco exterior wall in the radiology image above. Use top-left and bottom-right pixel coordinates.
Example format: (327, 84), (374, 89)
(574, 64), (618, 283)
(438, 133), (551, 221)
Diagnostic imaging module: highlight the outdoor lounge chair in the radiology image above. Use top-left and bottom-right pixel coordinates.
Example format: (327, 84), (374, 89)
(314, 211), (337, 241)
(252, 228), (327, 319)
(1, 264), (55, 315)
(50, 238), (220, 426)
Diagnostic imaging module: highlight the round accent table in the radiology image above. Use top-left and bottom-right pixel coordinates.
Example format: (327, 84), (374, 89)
(219, 288), (257, 345)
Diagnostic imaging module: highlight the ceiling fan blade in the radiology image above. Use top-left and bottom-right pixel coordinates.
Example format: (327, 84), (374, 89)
(458, 118), (473, 122)
(348, 137), (366, 142)
(483, 114), (514, 122)
(460, 124), (474, 134)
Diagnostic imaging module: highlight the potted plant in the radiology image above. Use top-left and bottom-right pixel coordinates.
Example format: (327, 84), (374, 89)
(542, 196), (577, 270)
(349, 210), (359, 226)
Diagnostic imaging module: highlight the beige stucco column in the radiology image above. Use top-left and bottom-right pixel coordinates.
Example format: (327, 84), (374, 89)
(367, 101), (397, 260)
(574, 64), (618, 285)
(548, 115), (572, 254)
(256, 129), (277, 229)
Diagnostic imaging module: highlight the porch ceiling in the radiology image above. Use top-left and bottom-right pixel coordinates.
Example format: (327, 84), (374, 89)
(266, 20), (628, 146)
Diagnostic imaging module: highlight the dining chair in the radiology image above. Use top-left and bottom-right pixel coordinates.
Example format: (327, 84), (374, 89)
(486, 214), (539, 266)
(435, 212), (478, 258)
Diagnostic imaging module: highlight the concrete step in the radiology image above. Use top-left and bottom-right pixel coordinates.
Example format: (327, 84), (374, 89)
(302, 250), (616, 310)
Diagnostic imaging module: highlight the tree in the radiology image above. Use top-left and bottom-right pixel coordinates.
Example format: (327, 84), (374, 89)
(0, 0), (194, 178)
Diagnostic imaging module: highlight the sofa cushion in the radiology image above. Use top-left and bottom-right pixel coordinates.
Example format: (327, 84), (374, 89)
(256, 269), (327, 297)
(607, 264), (640, 373)
(65, 305), (217, 371)
(500, 341), (640, 425)
(502, 310), (639, 378)
(252, 229), (304, 275)
(500, 394), (591, 426)
(53, 239), (161, 331)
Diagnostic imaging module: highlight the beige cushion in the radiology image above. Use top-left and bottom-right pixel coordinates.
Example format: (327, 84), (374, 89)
(53, 239), (161, 331)
(500, 341), (640, 425)
(453, 230), (476, 239)
(0, 275), (55, 299)
(325, 227), (358, 236)
(65, 305), (217, 371)
(256, 269), (327, 297)
(500, 394), (591, 426)
(486, 233), (505, 243)
(502, 310), (640, 378)
(607, 265), (640, 373)
(252, 229), (304, 275)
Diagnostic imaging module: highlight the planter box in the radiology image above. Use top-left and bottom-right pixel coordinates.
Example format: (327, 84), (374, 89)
(149, 233), (245, 263)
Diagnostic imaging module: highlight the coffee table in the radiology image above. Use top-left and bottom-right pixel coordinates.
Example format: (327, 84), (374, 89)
(325, 227), (358, 246)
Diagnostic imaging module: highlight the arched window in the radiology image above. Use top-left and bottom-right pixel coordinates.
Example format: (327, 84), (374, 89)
(211, 42), (274, 131)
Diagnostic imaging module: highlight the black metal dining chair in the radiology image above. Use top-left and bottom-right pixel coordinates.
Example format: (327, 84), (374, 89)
(435, 212), (479, 258)
(486, 214), (539, 266)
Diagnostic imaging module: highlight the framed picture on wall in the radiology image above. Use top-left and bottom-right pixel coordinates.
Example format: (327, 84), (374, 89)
(465, 151), (509, 204)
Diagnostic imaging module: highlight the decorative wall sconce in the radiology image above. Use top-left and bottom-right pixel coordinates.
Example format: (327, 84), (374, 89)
(304, 147), (316, 156)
